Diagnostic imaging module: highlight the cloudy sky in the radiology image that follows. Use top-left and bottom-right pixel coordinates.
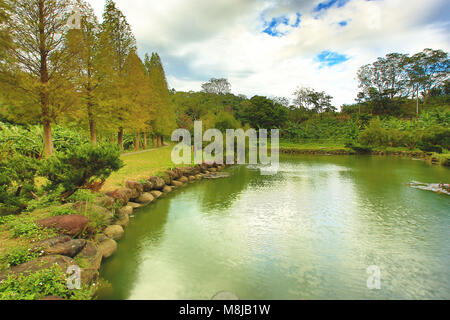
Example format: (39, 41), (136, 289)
(86, 0), (450, 106)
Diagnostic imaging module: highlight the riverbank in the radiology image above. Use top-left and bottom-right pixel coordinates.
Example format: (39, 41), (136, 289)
(278, 141), (450, 166)
(0, 160), (229, 300)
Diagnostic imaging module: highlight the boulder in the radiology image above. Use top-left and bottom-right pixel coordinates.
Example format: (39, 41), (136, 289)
(161, 174), (172, 185)
(149, 176), (165, 190)
(116, 213), (130, 228)
(195, 174), (203, 180)
(98, 239), (117, 259)
(135, 192), (155, 204)
(37, 215), (88, 237)
(42, 239), (87, 258)
(0, 256), (76, 281)
(94, 233), (109, 243)
(209, 168), (217, 173)
(162, 185), (173, 194)
(105, 188), (133, 206)
(178, 176), (189, 184)
(73, 202), (115, 226)
(188, 176), (196, 182)
(171, 180), (183, 188)
(143, 180), (154, 192)
(76, 241), (102, 270)
(117, 205), (133, 218)
(150, 190), (163, 199)
(80, 268), (99, 286)
(127, 202), (142, 209)
(104, 225), (124, 240)
(126, 181), (144, 199)
(94, 196), (116, 210)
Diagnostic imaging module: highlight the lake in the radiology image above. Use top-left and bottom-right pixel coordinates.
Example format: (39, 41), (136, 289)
(99, 155), (450, 300)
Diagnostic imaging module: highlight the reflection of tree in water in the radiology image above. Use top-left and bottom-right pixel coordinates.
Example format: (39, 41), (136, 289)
(99, 198), (172, 300)
(200, 165), (281, 212)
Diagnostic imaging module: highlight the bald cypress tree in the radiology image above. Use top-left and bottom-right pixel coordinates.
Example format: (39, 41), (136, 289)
(100, 0), (136, 150)
(145, 52), (177, 147)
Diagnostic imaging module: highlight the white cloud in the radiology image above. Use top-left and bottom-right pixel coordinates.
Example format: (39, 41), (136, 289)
(87, 0), (450, 107)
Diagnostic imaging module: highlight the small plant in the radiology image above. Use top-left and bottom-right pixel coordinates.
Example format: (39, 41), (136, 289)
(49, 206), (77, 217)
(0, 266), (94, 300)
(1, 247), (38, 268)
(5, 215), (57, 240)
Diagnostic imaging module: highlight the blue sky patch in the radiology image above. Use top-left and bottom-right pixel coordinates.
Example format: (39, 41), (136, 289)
(314, 0), (350, 12)
(262, 12), (301, 37)
(338, 20), (348, 27)
(316, 51), (349, 67)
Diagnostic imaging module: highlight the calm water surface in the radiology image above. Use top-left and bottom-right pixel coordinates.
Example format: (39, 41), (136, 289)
(99, 156), (450, 300)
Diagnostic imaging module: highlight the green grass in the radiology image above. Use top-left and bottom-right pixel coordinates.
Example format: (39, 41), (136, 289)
(102, 146), (179, 191)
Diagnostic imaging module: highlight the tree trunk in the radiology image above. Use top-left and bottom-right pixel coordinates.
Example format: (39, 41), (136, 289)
(39, 1), (53, 158)
(118, 128), (124, 151)
(157, 135), (162, 148)
(87, 83), (96, 144)
(152, 136), (157, 149)
(143, 133), (147, 149)
(161, 136), (164, 146)
(134, 133), (140, 151)
(89, 118), (96, 145)
(43, 120), (53, 158)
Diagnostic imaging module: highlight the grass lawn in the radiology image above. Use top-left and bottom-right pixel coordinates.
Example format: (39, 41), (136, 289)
(102, 146), (178, 192)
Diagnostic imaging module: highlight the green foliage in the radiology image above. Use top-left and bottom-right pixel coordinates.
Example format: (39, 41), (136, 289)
(41, 143), (124, 200)
(345, 142), (373, 154)
(240, 96), (288, 129)
(4, 214), (55, 239)
(1, 247), (37, 268)
(359, 119), (389, 147)
(0, 266), (94, 300)
(49, 206), (77, 217)
(0, 155), (39, 211)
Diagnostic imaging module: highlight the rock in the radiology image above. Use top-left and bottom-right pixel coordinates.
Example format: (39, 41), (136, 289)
(143, 181), (154, 192)
(117, 205), (133, 218)
(116, 213), (129, 228)
(188, 176), (196, 182)
(161, 174), (172, 185)
(104, 225), (124, 240)
(195, 174), (203, 180)
(199, 164), (209, 173)
(127, 202), (142, 209)
(44, 239), (86, 258)
(135, 192), (155, 204)
(76, 241), (102, 270)
(178, 176), (188, 184)
(162, 185), (173, 194)
(80, 268), (99, 286)
(98, 239), (117, 259)
(105, 188), (133, 206)
(73, 202), (115, 226)
(39, 296), (65, 301)
(150, 190), (163, 199)
(94, 196), (116, 210)
(94, 233), (109, 243)
(149, 176), (165, 190)
(126, 181), (144, 199)
(165, 170), (178, 181)
(203, 172), (231, 179)
(209, 168), (217, 173)
(0, 256), (76, 281)
(37, 215), (89, 237)
(33, 236), (72, 251)
(171, 180), (183, 188)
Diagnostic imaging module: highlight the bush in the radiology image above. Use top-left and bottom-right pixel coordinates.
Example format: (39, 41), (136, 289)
(345, 142), (373, 154)
(0, 266), (94, 300)
(0, 155), (39, 212)
(40, 144), (124, 200)
(358, 118), (389, 147)
(1, 247), (38, 268)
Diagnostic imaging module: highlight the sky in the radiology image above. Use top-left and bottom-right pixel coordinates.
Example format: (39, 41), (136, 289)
(86, 0), (450, 107)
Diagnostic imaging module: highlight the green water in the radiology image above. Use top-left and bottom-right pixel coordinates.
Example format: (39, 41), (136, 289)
(99, 156), (450, 300)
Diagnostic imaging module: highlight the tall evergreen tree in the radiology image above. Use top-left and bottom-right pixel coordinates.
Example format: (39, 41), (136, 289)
(145, 52), (177, 147)
(100, 0), (136, 150)
(2, 0), (78, 157)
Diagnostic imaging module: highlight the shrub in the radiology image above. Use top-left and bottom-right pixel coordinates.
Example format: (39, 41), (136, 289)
(40, 143), (124, 200)
(1, 247), (38, 268)
(358, 118), (389, 147)
(0, 266), (94, 300)
(345, 142), (373, 154)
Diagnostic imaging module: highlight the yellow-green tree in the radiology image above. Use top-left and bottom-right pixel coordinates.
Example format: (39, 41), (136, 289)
(2, 0), (79, 157)
(145, 52), (177, 147)
(99, 0), (136, 150)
